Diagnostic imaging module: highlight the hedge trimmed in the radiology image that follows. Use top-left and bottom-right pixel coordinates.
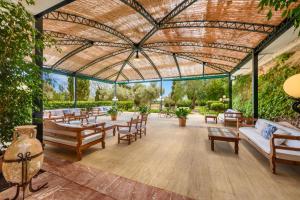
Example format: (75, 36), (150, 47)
(44, 101), (134, 111)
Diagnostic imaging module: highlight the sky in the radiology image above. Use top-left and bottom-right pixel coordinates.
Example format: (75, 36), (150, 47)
(47, 73), (173, 97)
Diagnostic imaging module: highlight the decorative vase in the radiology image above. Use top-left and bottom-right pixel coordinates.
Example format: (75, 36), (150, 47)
(2, 125), (44, 185)
(178, 118), (186, 127)
(111, 115), (117, 121)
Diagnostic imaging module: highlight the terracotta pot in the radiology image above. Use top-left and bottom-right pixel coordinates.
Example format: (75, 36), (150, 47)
(178, 117), (186, 127)
(111, 115), (117, 121)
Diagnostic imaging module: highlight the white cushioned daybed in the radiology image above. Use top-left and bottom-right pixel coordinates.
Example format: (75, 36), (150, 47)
(238, 118), (300, 173)
(43, 120), (106, 160)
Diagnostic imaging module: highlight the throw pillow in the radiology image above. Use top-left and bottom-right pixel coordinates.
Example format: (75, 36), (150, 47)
(262, 124), (278, 140)
(273, 129), (289, 146)
(255, 120), (268, 135)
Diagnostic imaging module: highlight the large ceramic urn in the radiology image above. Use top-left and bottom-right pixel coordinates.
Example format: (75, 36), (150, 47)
(2, 125), (44, 184)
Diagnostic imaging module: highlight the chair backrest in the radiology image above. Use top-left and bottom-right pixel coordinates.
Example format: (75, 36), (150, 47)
(127, 116), (140, 131)
(140, 114), (148, 126)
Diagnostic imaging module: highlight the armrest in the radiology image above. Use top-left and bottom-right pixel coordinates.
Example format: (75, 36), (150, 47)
(116, 125), (130, 131)
(270, 134), (300, 155)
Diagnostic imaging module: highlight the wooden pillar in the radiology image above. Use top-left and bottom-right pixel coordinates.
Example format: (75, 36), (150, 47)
(160, 79), (163, 111)
(73, 75), (77, 108)
(252, 50), (259, 118)
(33, 17), (43, 143)
(228, 74), (232, 109)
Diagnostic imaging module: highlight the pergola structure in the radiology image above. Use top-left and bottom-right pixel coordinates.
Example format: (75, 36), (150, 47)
(31, 0), (296, 140)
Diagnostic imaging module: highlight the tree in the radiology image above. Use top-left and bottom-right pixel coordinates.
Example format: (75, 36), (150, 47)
(186, 80), (201, 108)
(68, 77), (90, 101)
(171, 81), (186, 106)
(144, 83), (160, 107)
(259, 0), (300, 34)
(0, 0), (50, 145)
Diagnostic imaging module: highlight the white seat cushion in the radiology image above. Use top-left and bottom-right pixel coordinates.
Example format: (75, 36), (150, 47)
(239, 127), (300, 161)
(44, 133), (102, 147)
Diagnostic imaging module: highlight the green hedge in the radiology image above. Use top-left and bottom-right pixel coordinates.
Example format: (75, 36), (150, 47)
(210, 102), (224, 111)
(206, 101), (220, 110)
(44, 101), (134, 111)
(177, 100), (192, 108)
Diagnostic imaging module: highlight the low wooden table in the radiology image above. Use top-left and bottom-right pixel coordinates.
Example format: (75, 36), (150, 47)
(205, 115), (217, 123)
(208, 127), (240, 154)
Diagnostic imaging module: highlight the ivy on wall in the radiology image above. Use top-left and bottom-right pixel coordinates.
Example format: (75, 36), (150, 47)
(233, 53), (300, 122)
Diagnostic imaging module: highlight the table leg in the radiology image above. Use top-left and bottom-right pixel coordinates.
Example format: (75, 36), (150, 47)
(235, 141), (239, 154)
(211, 139), (214, 151)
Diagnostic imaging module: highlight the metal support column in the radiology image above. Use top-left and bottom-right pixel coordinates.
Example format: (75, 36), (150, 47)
(33, 17), (43, 143)
(160, 79), (163, 111)
(252, 50), (259, 118)
(228, 74), (233, 109)
(73, 75), (77, 108)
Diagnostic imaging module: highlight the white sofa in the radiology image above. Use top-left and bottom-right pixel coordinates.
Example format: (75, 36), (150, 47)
(239, 118), (300, 173)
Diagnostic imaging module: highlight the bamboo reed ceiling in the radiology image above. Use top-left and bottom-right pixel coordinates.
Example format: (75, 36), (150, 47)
(43, 0), (294, 82)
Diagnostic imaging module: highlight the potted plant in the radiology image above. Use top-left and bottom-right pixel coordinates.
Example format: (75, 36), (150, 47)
(175, 107), (190, 127)
(138, 105), (149, 116)
(107, 106), (118, 121)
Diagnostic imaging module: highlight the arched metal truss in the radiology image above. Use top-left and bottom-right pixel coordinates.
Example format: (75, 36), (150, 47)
(176, 52), (241, 63)
(173, 53), (182, 78)
(93, 61), (124, 78)
(143, 48), (232, 73)
(52, 42), (93, 69)
(76, 49), (131, 73)
(140, 50), (162, 79)
(144, 41), (252, 53)
(115, 51), (135, 82)
(43, 11), (134, 45)
(161, 21), (275, 34)
(138, 0), (198, 46)
(41, 0), (293, 83)
(127, 61), (145, 80)
(119, 0), (157, 26)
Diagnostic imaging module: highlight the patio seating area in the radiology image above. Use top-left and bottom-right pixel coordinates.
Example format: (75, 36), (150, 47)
(2, 0), (300, 200)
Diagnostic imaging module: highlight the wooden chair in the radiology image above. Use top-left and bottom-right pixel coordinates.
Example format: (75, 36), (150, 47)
(224, 111), (243, 127)
(137, 114), (148, 138)
(117, 116), (139, 145)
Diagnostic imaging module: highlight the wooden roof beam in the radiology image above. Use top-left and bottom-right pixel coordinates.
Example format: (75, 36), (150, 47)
(93, 61), (124, 77)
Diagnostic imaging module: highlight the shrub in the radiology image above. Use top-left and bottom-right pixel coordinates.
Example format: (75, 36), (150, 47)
(207, 101), (221, 109)
(210, 103), (224, 111)
(164, 98), (175, 107)
(177, 99), (192, 108)
(175, 107), (190, 119)
(196, 100), (207, 106)
(44, 101), (133, 111)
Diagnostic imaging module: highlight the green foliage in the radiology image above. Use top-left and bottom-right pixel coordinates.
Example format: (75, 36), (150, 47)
(138, 105), (149, 114)
(233, 53), (300, 120)
(206, 101), (221, 110)
(177, 99), (192, 108)
(198, 106), (218, 115)
(210, 103), (224, 112)
(0, 0), (49, 144)
(175, 107), (190, 119)
(259, 0), (300, 34)
(44, 101), (133, 111)
(164, 97), (175, 108)
(107, 106), (118, 115)
(68, 77), (90, 101)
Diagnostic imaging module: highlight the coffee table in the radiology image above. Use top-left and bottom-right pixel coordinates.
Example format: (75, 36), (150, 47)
(208, 127), (240, 154)
(205, 115), (217, 123)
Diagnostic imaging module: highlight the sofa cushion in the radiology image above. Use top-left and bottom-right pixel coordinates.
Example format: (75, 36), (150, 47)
(44, 133), (102, 147)
(52, 110), (64, 116)
(63, 109), (72, 115)
(262, 124), (277, 139)
(239, 127), (269, 153)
